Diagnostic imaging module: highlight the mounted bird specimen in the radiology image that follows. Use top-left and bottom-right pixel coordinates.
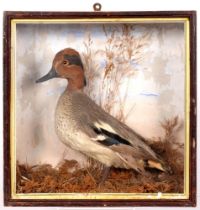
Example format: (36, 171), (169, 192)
(36, 48), (171, 182)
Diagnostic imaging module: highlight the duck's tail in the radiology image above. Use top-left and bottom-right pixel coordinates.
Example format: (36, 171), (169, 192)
(145, 159), (173, 174)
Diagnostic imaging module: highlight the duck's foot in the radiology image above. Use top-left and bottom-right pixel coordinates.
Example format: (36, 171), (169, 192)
(97, 166), (110, 187)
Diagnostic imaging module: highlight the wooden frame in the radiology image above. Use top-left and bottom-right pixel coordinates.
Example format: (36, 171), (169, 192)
(3, 11), (196, 207)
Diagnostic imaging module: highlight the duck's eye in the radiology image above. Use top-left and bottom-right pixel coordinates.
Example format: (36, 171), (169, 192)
(63, 60), (69, 65)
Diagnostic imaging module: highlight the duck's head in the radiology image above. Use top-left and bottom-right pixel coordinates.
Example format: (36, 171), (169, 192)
(36, 48), (86, 91)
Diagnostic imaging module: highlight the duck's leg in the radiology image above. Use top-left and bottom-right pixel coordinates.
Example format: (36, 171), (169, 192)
(98, 166), (110, 187)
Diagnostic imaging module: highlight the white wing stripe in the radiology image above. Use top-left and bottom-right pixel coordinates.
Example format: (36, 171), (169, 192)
(94, 121), (117, 134)
(91, 135), (106, 141)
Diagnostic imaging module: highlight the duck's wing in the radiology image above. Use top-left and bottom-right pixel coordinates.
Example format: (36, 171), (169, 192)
(73, 93), (167, 172)
(80, 117), (166, 172)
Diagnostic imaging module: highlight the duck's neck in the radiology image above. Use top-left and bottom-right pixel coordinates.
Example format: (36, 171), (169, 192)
(67, 75), (85, 91)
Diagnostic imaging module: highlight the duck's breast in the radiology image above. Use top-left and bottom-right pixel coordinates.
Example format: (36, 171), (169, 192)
(55, 91), (79, 147)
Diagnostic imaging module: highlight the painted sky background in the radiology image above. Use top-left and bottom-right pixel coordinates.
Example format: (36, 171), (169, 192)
(15, 22), (185, 166)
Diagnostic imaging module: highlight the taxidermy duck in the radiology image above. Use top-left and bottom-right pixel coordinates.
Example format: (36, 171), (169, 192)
(36, 48), (171, 178)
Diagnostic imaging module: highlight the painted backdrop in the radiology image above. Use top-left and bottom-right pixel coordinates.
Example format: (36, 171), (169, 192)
(16, 23), (185, 166)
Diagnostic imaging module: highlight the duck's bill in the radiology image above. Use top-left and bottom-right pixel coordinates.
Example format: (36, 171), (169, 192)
(36, 67), (59, 83)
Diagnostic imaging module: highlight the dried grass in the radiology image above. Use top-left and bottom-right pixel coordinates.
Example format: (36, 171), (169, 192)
(82, 33), (101, 102)
(82, 25), (150, 122)
(148, 116), (184, 192)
